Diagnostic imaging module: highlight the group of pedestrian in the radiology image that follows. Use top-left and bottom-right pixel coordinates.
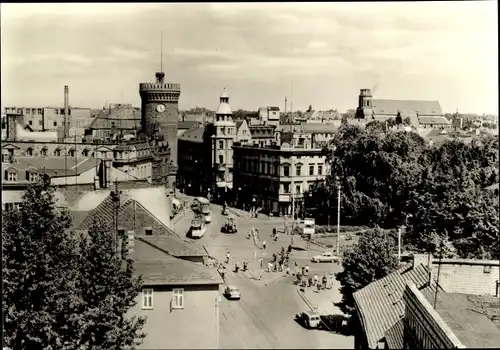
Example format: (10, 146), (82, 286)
(295, 265), (332, 291)
(266, 245), (293, 274)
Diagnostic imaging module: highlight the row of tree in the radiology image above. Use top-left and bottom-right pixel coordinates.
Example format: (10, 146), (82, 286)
(3, 181), (145, 349)
(305, 124), (499, 260)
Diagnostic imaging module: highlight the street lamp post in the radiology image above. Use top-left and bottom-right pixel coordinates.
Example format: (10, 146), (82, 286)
(336, 176), (341, 258)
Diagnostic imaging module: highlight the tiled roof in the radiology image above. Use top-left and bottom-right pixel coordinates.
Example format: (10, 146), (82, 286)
(7, 156), (101, 177)
(302, 122), (339, 134)
(76, 195), (127, 230)
(384, 319), (404, 350)
(136, 235), (207, 258)
(134, 257), (223, 286)
(353, 264), (437, 349)
(179, 126), (205, 143)
(178, 121), (201, 130)
(418, 116), (451, 125)
(420, 291), (500, 348)
(372, 99), (443, 116)
(87, 105), (141, 130)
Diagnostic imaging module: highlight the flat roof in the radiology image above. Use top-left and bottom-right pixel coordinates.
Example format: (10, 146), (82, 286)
(422, 291), (500, 348)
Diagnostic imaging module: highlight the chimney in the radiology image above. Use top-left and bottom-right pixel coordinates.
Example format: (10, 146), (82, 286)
(64, 85), (69, 139)
(6, 114), (17, 141)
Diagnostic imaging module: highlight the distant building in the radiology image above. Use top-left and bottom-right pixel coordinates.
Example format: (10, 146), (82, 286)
(253, 106), (280, 126)
(301, 122), (340, 145)
(235, 119), (252, 144)
(178, 121), (202, 136)
(355, 88), (450, 129)
(248, 125), (277, 147)
(232, 130), (329, 216)
(84, 104), (141, 142)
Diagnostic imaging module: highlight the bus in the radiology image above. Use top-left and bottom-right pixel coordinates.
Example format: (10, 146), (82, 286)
(191, 197), (212, 224)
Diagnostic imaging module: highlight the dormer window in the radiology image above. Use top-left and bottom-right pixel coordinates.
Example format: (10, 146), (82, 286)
(68, 149), (75, 157)
(4, 170), (17, 182)
(26, 148), (34, 156)
(26, 171), (38, 182)
(82, 149), (89, 157)
(40, 148), (47, 156)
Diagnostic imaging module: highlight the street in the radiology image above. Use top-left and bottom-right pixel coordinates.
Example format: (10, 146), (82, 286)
(174, 195), (354, 349)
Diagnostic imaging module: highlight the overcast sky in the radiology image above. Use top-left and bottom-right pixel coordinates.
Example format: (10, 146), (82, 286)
(1, 2), (498, 114)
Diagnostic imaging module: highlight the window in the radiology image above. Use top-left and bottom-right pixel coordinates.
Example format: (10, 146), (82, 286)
(219, 140), (224, 149)
(54, 149), (61, 157)
(38, 120), (43, 126)
(283, 165), (289, 177)
(53, 121), (57, 127)
(5, 171), (17, 182)
(296, 165), (301, 176)
(68, 149), (75, 157)
(142, 289), (153, 309)
(26, 148), (33, 156)
(82, 149), (89, 157)
(26, 171), (37, 182)
(172, 288), (184, 309)
(29, 120), (33, 125)
(17, 108), (22, 114)
(283, 183), (290, 193)
(296, 185), (301, 194)
(38, 109), (43, 114)
(40, 148), (47, 156)
(219, 154), (224, 164)
(484, 265), (492, 274)
(309, 165), (314, 176)
(55, 109), (59, 115)
(145, 228), (153, 236)
(318, 165), (323, 175)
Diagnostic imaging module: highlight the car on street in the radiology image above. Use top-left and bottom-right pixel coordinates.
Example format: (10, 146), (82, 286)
(296, 310), (321, 329)
(311, 251), (339, 263)
(224, 285), (241, 300)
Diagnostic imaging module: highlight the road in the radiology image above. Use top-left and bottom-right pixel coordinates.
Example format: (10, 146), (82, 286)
(172, 196), (354, 349)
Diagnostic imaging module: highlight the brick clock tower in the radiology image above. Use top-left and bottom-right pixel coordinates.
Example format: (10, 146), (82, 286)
(139, 71), (181, 190)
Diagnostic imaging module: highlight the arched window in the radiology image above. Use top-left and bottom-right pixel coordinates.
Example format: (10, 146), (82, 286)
(54, 148), (61, 157)
(40, 148), (48, 156)
(68, 149), (75, 157)
(82, 149), (89, 157)
(26, 148), (34, 156)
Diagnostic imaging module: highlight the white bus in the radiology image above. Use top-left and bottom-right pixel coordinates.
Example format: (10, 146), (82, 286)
(192, 197), (212, 224)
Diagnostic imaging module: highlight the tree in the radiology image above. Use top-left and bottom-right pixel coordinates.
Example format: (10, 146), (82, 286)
(2, 180), (81, 349)
(2, 180), (147, 349)
(75, 220), (146, 349)
(336, 228), (399, 315)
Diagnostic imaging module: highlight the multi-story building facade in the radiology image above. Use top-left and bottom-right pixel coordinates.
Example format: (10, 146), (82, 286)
(211, 89), (236, 197)
(253, 106), (280, 126)
(232, 131), (329, 216)
(248, 125), (277, 147)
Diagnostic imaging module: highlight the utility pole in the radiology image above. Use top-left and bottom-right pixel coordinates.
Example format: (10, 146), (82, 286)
(398, 227), (402, 261)
(336, 176), (341, 257)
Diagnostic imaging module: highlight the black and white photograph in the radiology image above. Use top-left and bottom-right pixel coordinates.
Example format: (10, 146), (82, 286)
(1, 2), (499, 349)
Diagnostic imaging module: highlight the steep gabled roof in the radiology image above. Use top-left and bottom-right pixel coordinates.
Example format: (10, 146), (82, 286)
(372, 99), (443, 116)
(136, 235), (207, 258)
(353, 264), (438, 349)
(179, 126), (205, 143)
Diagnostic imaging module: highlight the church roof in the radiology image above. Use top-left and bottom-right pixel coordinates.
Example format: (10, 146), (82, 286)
(372, 99), (443, 117)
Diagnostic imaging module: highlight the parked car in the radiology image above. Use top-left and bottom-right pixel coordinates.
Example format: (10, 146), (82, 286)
(296, 310), (321, 329)
(311, 251), (339, 263)
(224, 285), (241, 300)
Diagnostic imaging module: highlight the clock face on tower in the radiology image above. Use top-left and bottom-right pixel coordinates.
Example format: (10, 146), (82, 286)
(156, 104), (166, 113)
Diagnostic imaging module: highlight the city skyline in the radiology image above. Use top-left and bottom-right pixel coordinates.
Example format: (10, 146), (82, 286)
(1, 2), (498, 114)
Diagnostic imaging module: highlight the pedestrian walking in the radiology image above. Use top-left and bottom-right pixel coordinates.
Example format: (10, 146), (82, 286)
(286, 266), (290, 276)
(280, 263), (284, 272)
(226, 252), (231, 264)
(313, 273), (319, 286)
(262, 240), (266, 249)
(305, 264), (310, 274)
(260, 259), (264, 268)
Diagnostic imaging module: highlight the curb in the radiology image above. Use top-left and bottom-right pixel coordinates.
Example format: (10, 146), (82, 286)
(295, 286), (335, 333)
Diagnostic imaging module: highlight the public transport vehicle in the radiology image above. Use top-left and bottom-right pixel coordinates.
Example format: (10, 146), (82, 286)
(192, 197), (212, 224)
(190, 215), (207, 238)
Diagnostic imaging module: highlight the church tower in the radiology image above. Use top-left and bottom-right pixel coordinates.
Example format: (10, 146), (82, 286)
(139, 37), (181, 189)
(211, 88), (236, 200)
(356, 88), (374, 119)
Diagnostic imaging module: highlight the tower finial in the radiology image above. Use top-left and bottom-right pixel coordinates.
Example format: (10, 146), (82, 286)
(160, 30), (163, 72)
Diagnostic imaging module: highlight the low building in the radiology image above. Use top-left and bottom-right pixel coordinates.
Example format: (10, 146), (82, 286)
(232, 130), (329, 216)
(403, 281), (500, 349)
(131, 241), (223, 349)
(353, 261), (438, 350)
